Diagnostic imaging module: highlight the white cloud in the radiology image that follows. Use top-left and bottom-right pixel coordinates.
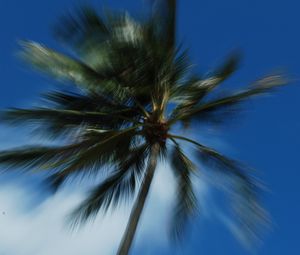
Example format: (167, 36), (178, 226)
(0, 165), (207, 255)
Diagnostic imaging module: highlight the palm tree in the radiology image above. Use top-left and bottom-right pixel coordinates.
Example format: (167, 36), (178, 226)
(0, 1), (286, 254)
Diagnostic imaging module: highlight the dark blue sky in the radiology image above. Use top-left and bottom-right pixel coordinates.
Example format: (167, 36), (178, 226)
(0, 0), (299, 254)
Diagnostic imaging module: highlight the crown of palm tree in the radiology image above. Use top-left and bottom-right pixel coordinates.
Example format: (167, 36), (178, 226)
(0, 3), (286, 253)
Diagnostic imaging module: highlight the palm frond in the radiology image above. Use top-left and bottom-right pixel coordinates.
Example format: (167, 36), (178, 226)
(152, 0), (177, 52)
(19, 41), (128, 98)
(0, 141), (91, 172)
(169, 140), (197, 241)
(19, 41), (102, 86)
(51, 5), (189, 113)
(54, 6), (109, 52)
(169, 48), (192, 86)
(170, 52), (240, 100)
(48, 127), (140, 186)
(213, 52), (241, 83)
(0, 126), (141, 192)
(195, 144), (268, 244)
(170, 75), (286, 125)
(169, 53), (240, 127)
(43, 91), (120, 111)
(45, 127), (142, 191)
(2, 107), (137, 129)
(170, 135), (268, 244)
(69, 144), (149, 225)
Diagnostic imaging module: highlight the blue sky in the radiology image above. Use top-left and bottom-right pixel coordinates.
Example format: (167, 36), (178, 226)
(0, 0), (300, 254)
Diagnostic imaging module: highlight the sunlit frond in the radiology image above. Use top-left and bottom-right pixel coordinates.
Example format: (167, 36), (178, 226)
(170, 75), (286, 125)
(19, 41), (114, 90)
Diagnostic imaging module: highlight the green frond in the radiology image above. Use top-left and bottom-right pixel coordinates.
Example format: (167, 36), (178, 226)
(44, 129), (142, 191)
(51, 127), (141, 184)
(152, 0), (177, 52)
(170, 52), (240, 104)
(42, 91), (130, 112)
(69, 144), (149, 225)
(43, 91), (112, 110)
(52, 5), (185, 110)
(213, 51), (241, 83)
(0, 141), (92, 172)
(195, 144), (268, 244)
(2, 107), (137, 130)
(169, 141), (198, 241)
(169, 52), (240, 126)
(19, 41), (110, 89)
(0, 146), (60, 171)
(0, 126), (142, 192)
(169, 48), (193, 86)
(170, 75), (286, 125)
(170, 77), (208, 128)
(54, 5), (109, 53)
(170, 135), (268, 244)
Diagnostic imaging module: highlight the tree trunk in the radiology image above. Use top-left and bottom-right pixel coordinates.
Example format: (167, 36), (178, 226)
(116, 143), (160, 255)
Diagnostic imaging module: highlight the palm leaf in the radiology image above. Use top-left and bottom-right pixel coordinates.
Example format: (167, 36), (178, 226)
(48, 128), (141, 191)
(169, 53), (241, 128)
(49, 128), (140, 184)
(152, 0), (177, 52)
(2, 107), (136, 129)
(0, 140), (93, 172)
(213, 52), (241, 83)
(169, 141), (197, 241)
(54, 6), (109, 52)
(170, 135), (268, 244)
(195, 144), (268, 244)
(19, 41), (103, 85)
(19, 41), (127, 97)
(69, 144), (149, 225)
(43, 91), (120, 111)
(170, 75), (286, 124)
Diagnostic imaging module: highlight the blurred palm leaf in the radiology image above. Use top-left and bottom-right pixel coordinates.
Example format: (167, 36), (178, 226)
(169, 141), (198, 241)
(70, 144), (149, 225)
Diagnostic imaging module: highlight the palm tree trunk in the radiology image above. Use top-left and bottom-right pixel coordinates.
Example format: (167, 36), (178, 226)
(116, 143), (160, 255)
